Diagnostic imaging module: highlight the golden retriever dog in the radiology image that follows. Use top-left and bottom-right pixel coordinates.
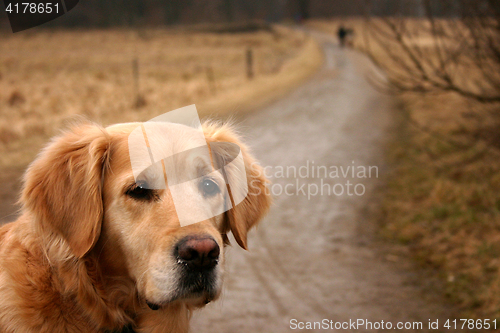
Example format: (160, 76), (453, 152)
(0, 121), (270, 333)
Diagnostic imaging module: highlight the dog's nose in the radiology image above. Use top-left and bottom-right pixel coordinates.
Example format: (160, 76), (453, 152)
(176, 236), (220, 269)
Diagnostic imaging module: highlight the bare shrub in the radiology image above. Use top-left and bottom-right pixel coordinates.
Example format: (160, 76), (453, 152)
(364, 0), (500, 103)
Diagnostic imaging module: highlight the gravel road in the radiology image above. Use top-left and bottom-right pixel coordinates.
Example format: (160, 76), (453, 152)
(190, 32), (453, 332)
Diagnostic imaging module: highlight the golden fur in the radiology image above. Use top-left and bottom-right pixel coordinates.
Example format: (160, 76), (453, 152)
(0, 121), (270, 332)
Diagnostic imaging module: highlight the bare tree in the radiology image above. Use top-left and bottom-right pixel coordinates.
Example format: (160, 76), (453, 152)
(363, 0), (500, 104)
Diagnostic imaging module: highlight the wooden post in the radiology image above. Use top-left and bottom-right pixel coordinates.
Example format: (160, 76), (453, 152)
(133, 58), (139, 97)
(132, 58), (146, 108)
(206, 66), (216, 95)
(246, 48), (254, 80)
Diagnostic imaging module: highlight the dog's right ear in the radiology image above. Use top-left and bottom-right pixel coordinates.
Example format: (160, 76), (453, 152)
(21, 123), (111, 258)
(203, 121), (271, 250)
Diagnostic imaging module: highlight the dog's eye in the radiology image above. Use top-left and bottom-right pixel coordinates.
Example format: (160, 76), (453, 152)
(200, 179), (220, 197)
(126, 183), (157, 201)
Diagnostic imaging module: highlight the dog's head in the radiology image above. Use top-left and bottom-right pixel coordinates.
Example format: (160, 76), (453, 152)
(21, 121), (270, 309)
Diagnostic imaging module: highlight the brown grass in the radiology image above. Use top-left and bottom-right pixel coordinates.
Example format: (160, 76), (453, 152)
(310, 18), (500, 319)
(384, 94), (500, 319)
(0, 26), (322, 171)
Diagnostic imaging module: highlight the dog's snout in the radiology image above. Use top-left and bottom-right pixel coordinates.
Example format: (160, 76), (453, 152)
(176, 236), (220, 269)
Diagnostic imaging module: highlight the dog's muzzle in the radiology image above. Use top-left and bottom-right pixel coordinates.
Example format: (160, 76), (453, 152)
(146, 235), (220, 311)
(175, 235), (220, 270)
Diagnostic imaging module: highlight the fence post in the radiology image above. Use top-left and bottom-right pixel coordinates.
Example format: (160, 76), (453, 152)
(132, 58), (146, 108)
(206, 66), (216, 95)
(246, 48), (254, 80)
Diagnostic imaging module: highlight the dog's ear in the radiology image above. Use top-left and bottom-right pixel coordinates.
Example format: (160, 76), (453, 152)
(21, 123), (111, 258)
(203, 121), (271, 250)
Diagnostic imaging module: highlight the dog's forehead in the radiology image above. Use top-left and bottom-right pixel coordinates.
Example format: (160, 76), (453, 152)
(109, 121), (206, 155)
(143, 122), (206, 155)
(107, 122), (210, 181)
(108, 122), (204, 148)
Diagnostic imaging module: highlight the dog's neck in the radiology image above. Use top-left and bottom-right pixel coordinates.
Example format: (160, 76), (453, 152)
(83, 235), (193, 333)
(16, 217), (193, 333)
(56, 248), (192, 333)
(54, 248), (138, 330)
(115, 324), (137, 333)
(26, 220), (138, 332)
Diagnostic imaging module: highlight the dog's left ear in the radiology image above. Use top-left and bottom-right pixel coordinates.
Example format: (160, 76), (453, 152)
(21, 123), (111, 258)
(203, 122), (271, 250)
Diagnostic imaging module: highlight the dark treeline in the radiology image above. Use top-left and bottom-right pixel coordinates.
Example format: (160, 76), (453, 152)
(0, 0), (490, 29)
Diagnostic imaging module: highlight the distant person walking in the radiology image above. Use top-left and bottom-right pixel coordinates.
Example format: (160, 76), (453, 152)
(337, 25), (347, 47)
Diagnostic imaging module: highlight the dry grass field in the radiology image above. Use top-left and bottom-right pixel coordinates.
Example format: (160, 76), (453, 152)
(0, 26), (321, 170)
(310, 19), (500, 319)
(0, 26), (322, 221)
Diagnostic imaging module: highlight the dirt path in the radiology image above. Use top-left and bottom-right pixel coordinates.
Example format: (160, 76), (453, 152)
(0, 31), (456, 333)
(190, 32), (454, 332)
